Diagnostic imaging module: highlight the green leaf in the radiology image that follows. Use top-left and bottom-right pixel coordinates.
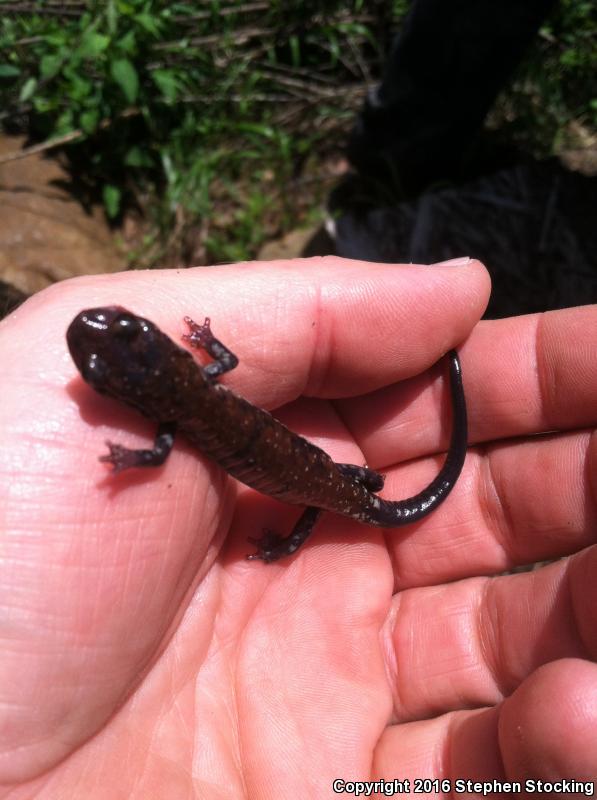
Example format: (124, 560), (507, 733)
(237, 122), (275, 138)
(78, 32), (110, 58)
(560, 49), (579, 67)
(40, 54), (62, 79)
(65, 71), (93, 101)
(116, 1), (135, 14)
(124, 145), (153, 167)
(107, 0), (118, 34)
(289, 35), (300, 67)
(46, 33), (67, 47)
(136, 13), (161, 36)
(80, 109), (99, 133)
(32, 96), (53, 113)
(19, 77), (37, 102)
(0, 64), (20, 78)
(55, 108), (74, 135)
(103, 184), (121, 218)
(118, 30), (137, 54)
(152, 69), (180, 102)
(110, 58), (138, 103)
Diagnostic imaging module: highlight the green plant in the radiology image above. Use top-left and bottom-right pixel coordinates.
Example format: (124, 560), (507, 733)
(496, 0), (597, 154)
(0, 0), (396, 263)
(0, 0), (594, 265)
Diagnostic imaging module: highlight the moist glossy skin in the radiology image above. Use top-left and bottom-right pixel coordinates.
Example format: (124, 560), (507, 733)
(66, 307), (468, 562)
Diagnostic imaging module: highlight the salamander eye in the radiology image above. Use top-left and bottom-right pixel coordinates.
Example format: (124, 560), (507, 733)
(110, 314), (141, 340)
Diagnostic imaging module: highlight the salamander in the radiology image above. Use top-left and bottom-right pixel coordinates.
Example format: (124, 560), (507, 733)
(66, 307), (467, 562)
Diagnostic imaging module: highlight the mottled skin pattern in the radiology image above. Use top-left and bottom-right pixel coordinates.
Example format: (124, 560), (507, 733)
(67, 307), (467, 562)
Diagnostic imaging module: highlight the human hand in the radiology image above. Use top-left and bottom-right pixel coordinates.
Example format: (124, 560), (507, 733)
(0, 257), (594, 797)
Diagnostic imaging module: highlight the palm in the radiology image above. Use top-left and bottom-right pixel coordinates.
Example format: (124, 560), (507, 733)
(1, 259), (595, 796)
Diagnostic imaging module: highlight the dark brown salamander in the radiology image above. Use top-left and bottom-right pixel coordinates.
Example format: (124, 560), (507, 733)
(66, 307), (467, 562)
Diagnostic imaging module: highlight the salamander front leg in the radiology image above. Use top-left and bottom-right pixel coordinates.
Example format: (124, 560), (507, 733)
(182, 316), (239, 380)
(247, 506), (323, 563)
(100, 422), (177, 473)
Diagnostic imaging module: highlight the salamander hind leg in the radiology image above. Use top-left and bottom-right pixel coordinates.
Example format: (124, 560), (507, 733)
(336, 463), (385, 492)
(246, 507), (323, 563)
(182, 317), (239, 380)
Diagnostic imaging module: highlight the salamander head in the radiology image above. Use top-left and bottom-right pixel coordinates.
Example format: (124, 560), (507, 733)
(66, 306), (191, 409)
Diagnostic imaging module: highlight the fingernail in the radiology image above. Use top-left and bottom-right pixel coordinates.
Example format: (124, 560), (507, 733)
(433, 257), (472, 266)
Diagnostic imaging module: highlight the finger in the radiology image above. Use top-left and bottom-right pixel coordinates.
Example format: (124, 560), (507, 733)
(471, 305), (597, 443)
(22, 256), (488, 408)
(376, 425), (595, 583)
(374, 659), (597, 784)
(384, 548), (597, 719)
(338, 304), (597, 467)
(499, 658), (597, 780)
